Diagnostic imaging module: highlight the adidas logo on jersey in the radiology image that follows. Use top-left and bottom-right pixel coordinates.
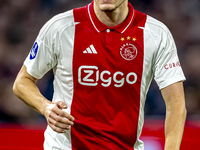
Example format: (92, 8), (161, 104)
(83, 45), (97, 54)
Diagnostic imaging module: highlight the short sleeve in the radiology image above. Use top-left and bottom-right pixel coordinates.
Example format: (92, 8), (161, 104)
(24, 37), (57, 79)
(24, 17), (58, 79)
(24, 9), (75, 79)
(153, 28), (186, 89)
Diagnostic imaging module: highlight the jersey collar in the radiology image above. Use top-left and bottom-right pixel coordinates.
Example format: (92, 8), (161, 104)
(87, 1), (135, 34)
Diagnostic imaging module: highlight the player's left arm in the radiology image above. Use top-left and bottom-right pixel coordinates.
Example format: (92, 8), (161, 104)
(161, 81), (187, 150)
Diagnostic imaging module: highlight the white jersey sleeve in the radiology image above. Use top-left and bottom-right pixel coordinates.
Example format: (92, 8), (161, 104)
(24, 38), (57, 79)
(24, 10), (74, 79)
(24, 18), (58, 79)
(147, 17), (186, 89)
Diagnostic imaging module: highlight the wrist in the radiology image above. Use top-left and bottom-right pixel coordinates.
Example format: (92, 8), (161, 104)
(40, 98), (52, 116)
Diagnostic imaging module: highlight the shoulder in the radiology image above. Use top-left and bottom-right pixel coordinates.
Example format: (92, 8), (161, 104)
(132, 9), (171, 38)
(144, 15), (171, 37)
(38, 5), (88, 41)
(38, 9), (75, 40)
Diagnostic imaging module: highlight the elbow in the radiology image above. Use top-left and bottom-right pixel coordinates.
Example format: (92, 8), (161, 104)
(13, 80), (18, 95)
(178, 105), (187, 120)
(13, 79), (20, 97)
(183, 107), (187, 119)
(166, 105), (187, 120)
(178, 105), (187, 121)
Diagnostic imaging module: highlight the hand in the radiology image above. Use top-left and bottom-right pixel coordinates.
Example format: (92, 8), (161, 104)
(44, 101), (75, 133)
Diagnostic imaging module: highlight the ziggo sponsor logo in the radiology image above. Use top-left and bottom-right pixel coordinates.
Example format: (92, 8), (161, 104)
(78, 66), (137, 87)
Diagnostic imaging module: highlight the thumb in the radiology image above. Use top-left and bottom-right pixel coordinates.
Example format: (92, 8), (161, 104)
(56, 101), (68, 109)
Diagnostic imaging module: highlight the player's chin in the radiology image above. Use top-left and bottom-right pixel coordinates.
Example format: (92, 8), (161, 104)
(99, 4), (116, 12)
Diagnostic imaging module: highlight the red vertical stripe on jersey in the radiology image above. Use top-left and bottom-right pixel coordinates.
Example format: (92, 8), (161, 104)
(71, 4), (147, 150)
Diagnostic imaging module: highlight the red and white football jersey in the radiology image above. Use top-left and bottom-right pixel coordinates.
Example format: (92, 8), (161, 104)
(24, 2), (185, 150)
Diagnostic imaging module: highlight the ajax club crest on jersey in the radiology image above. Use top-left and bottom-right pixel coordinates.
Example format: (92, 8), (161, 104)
(119, 36), (138, 61)
(120, 43), (138, 61)
(30, 42), (39, 60)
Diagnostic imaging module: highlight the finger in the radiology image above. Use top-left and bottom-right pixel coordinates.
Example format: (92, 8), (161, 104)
(52, 106), (75, 121)
(56, 101), (68, 109)
(48, 117), (71, 130)
(49, 111), (74, 126)
(48, 123), (66, 133)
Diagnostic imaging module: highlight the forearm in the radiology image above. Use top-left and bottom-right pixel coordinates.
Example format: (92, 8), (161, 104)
(164, 106), (187, 150)
(13, 70), (51, 115)
(13, 65), (75, 133)
(161, 82), (187, 150)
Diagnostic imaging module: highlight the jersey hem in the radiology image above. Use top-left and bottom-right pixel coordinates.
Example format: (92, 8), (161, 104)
(24, 62), (43, 79)
(158, 75), (186, 90)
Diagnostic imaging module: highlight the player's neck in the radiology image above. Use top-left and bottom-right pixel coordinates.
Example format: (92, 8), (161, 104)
(93, 1), (129, 27)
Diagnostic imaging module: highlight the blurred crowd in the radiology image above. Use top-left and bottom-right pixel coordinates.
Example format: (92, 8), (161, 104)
(0, 0), (199, 124)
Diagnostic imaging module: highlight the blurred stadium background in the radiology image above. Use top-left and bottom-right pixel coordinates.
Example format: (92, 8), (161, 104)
(0, 0), (200, 149)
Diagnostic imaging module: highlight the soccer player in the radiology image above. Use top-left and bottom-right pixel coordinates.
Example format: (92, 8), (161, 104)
(13, 0), (187, 149)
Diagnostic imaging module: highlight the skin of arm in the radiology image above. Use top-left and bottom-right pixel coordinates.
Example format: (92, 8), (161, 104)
(13, 65), (74, 133)
(161, 81), (187, 150)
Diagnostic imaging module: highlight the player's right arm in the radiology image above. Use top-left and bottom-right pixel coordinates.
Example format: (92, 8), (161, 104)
(13, 65), (74, 133)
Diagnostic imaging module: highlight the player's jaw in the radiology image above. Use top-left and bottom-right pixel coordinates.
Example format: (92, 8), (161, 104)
(94, 0), (127, 12)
